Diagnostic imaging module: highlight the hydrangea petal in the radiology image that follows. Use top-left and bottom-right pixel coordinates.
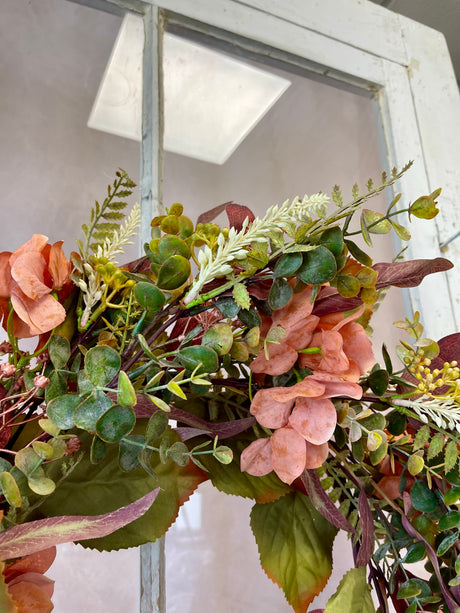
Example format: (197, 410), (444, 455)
(240, 438), (273, 477)
(11, 291), (66, 337)
(47, 241), (70, 289)
(289, 397), (337, 445)
(270, 377), (325, 402)
(304, 441), (329, 469)
(340, 322), (375, 375)
(317, 330), (349, 373)
(284, 314), (319, 351)
(9, 234), (49, 266)
(271, 286), (314, 329)
(271, 426), (306, 484)
(250, 342), (298, 376)
(311, 372), (363, 400)
(11, 252), (49, 300)
(250, 389), (293, 428)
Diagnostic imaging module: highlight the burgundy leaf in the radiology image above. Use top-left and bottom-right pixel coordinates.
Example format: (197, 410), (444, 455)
(196, 202), (231, 225)
(225, 203), (255, 231)
(247, 279), (273, 300)
(175, 427), (211, 441)
(432, 333), (460, 367)
(312, 287), (362, 317)
(373, 257), (453, 289)
(355, 490), (374, 567)
(301, 470), (355, 533)
(133, 395), (256, 439)
(0, 488), (159, 561)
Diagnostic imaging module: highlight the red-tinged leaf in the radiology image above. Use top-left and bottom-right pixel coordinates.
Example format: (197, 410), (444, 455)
(247, 279), (273, 300)
(301, 470), (355, 533)
(196, 202), (231, 224)
(355, 490), (374, 567)
(7, 573), (54, 598)
(39, 428), (206, 551)
(323, 567), (376, 613)
(0, 562), (16, 613)
(250, 492), (337, 612)
(0, 489), (159, 561)
(373, 257), (453, 289)
(432, 333), (460, 367)
(225, 203), (255, 231)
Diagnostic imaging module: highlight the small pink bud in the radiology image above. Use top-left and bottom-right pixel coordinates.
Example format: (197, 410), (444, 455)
(0, 342), (13, 354)
(33, 375), (50, 389)
(0, 363), (17, 378)
(65, 437), (82, 456)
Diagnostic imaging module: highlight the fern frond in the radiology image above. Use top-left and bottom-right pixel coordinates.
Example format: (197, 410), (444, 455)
(95, 203), (141, 263)
(397, 396), (460, 433)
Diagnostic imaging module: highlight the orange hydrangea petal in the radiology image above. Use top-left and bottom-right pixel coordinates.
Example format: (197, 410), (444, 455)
(271, 426), (306, 485)
(269, 377), (325, 402)
(271, 286), (314, 329)
(240, 438), (273, 476)
(250, 389), (293, 428)
(9, 235), (49, 267)
(4, 548), (56, 581)
(0, 252), (13, 298)
(284, 314), (319, 351)
(311, 372), (363, 400)
(317, 330), (349, 373)
(340, 322), (375, 375)
(8, 580), (53, 613)
(11, 252), (49, 300)
(48, 241), (70, 289)
(11, 290), (66, 337)
(304, 440), (329, 469)
(250, 342), (298, 376)
(289, 397), (337, 445)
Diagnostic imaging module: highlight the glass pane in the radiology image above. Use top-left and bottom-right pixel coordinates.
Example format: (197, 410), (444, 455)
(162, 29), (405, 611)
(1, 1), (141, 611)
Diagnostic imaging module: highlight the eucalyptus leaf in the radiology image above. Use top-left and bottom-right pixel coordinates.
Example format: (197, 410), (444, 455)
(297, 246), (337, 285)
(49, 335), (71, 370)
(84, 345), (121, 387)
(47, 394), (83, 430)
(96, 406), (136, 443)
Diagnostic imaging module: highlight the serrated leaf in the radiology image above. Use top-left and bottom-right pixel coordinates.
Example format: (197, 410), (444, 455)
(445, 440), (458, 472)
(233, 282), (251, 310)
(427, 432), (445, 460)
(323, 566), (375, 613)
(250, 491), (337, 613)
(413, 425), (430, 451)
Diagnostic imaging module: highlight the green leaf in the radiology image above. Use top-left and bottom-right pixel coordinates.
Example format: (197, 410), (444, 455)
(146, 411), (169, 444)
(319, 227), (344, 257)
(437, 531), (459, 556)
(84, 345), (121, 387)
(361, 209), (392, 234)
(444, 486), (460, 506)
(336, 275), (361, 298)
(403, 541), (426, 563)
(427, 432), (445, 460)
(238, 307), (261, 328)
(39, 418), (60, 437)
(74, 390), (113, 432)
(297, 246), (337, 285)
(215, 297), (240, 318)
(250, 491), (337, 613)
(391, 220), (411, 241)
(134, 282), (166, 312)
(15, 447), (42, 477)
(410, 195), (439, 220)
(387, 411), (407, 436)
(147, 395), (171, 413)
(91, 436), (106, 464)
(47, 394), (82, 430)
(166, 380), (187, 399)
(407, 454), (424, 476)
(202, 323), (233, 356)
(233, 282), (251, 310)
(167, 442), (189, 467)
(0, 471), (22, 508)
(323, 567), (375, 613)
(40, 428), (207, 551)
(213, 446), (233, 464)
(369, 441), (388, 465)
(269, 277), (293, 310)
(273, 252), (303, 277)
(96, 406), (136, 442)
(367, 369), (389, 396)
(445, 440), (459, 472)
(117, 371), (137, 407)
(178, 346), (219, 375)
(410, 481), (439, 512)
(119, 436), (144, 471)
(28, 475), (56, 496)
(32, 441), (54, 460)
(439, 511), (460, 531)
(156, 255), (191, 290)
(413, 425), (430, 451)
(158, 235), (191, 260)
(49, 334), (71, 370)
(45, 371), (68, 403)
(344, 239), (373, 267)
(397, 578), (423, 599)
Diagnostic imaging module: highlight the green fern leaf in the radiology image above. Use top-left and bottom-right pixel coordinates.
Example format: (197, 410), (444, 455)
(81, 223), (88, 237)
(445, 440), (458, 472)
(102, 211), (125, 221)
(107, 202), (128, 211)
(95, 222), (119, 232)
(115, 190), (134, 198)
(413, 425), (430, 451)
(427, 432), (445, 460)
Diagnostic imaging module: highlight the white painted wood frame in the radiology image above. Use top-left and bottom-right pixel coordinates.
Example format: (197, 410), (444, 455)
(68, 0), (460, 611)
